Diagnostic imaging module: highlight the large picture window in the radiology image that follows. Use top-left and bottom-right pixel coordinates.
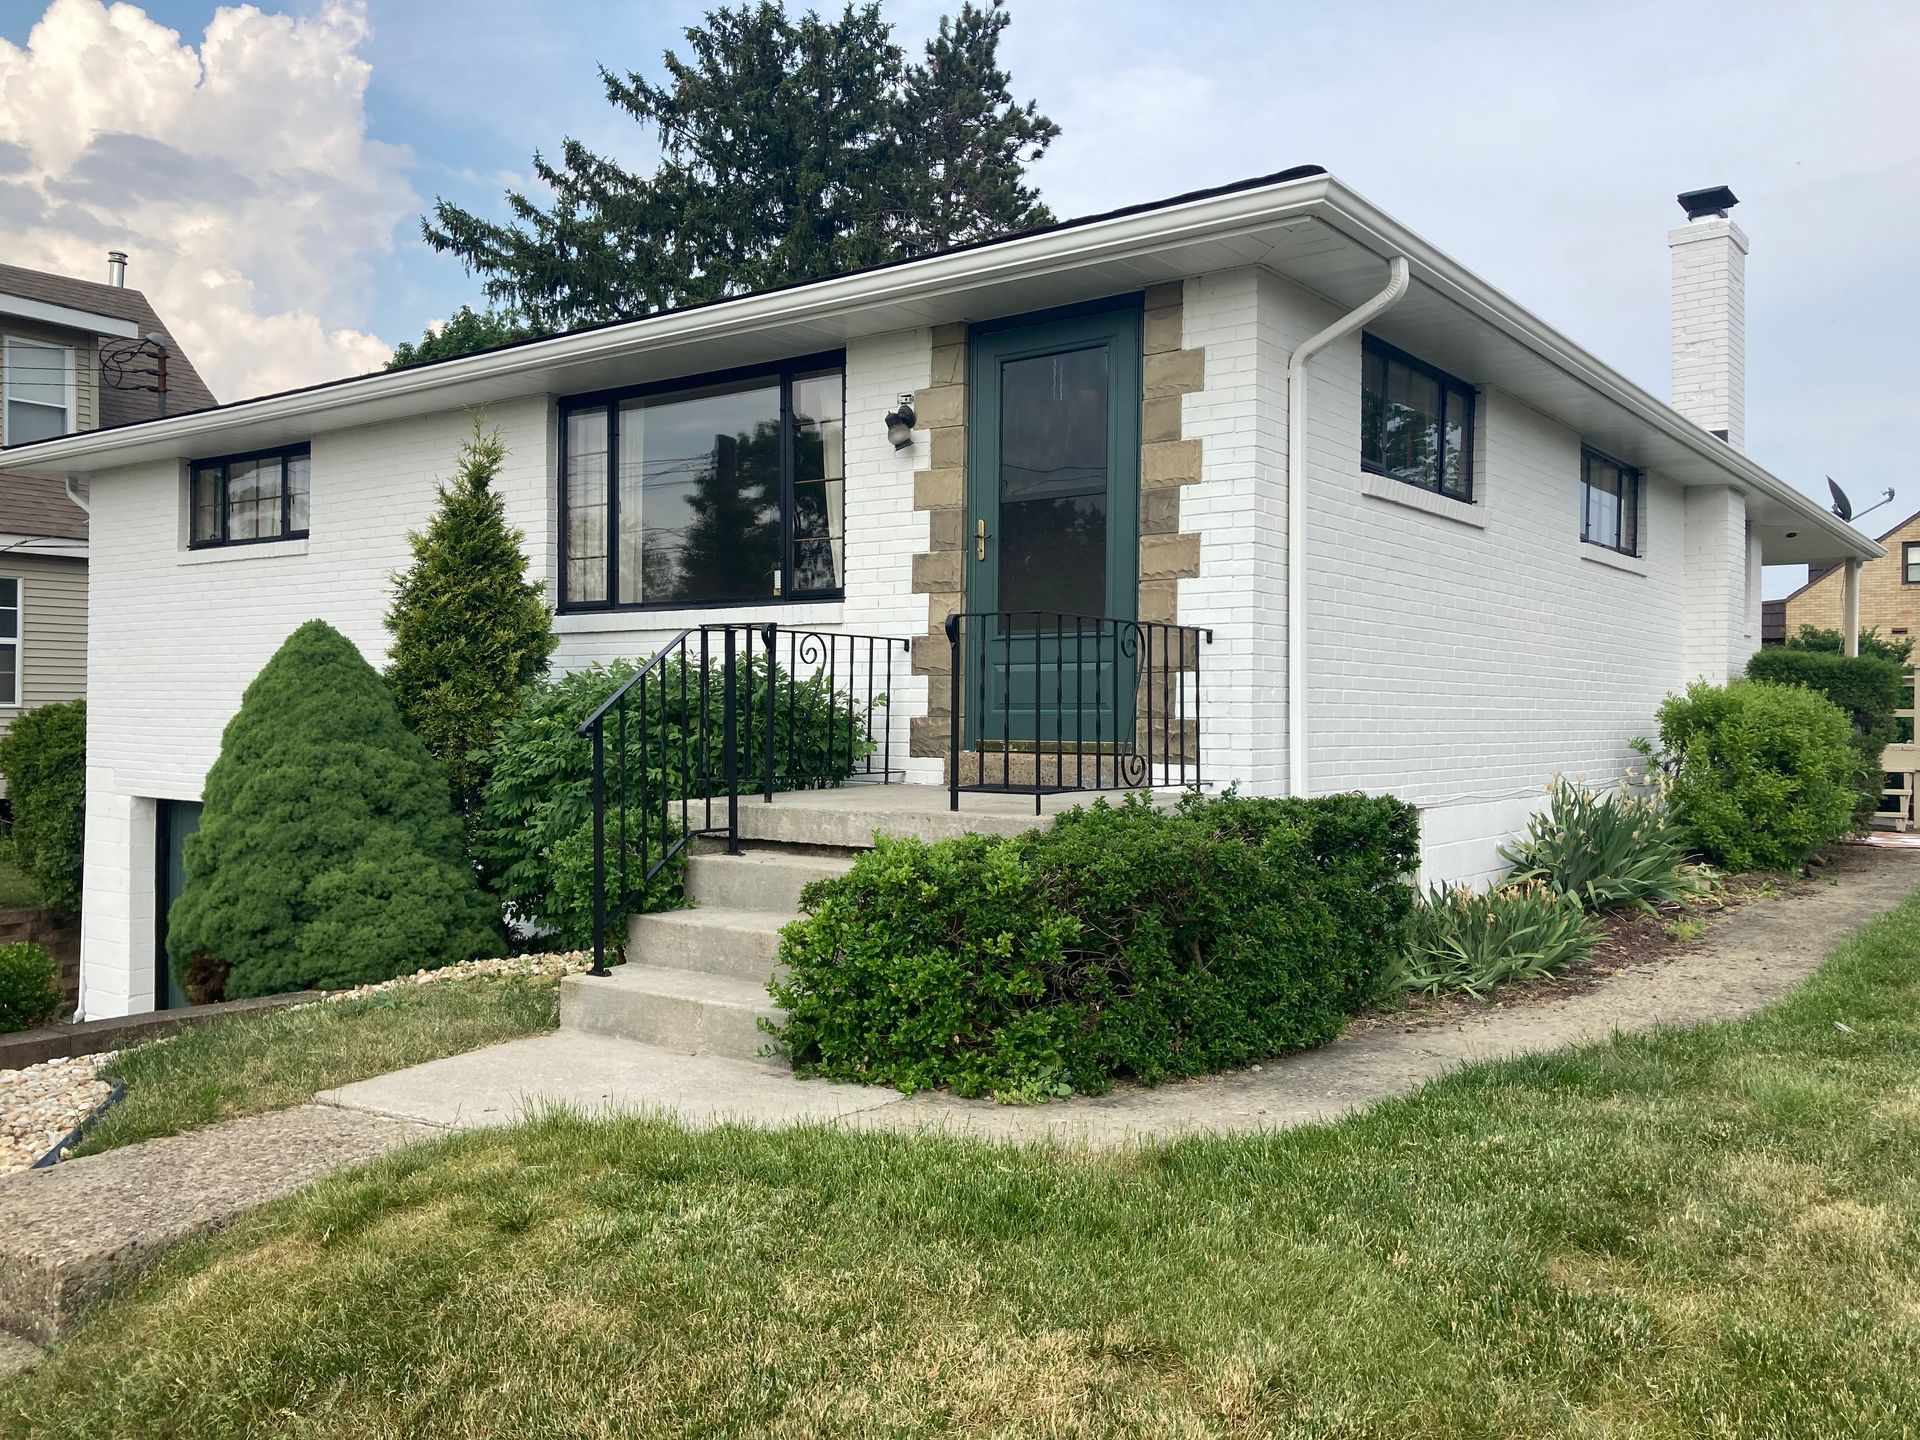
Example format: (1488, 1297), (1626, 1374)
(189, 444), (311, 547)
(560, 356), (844, 609)
(1580, 447), (1641, 556)
(1361, 335), (1475, 502)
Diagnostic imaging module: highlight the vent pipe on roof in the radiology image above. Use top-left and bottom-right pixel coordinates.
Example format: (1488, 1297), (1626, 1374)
(106, 251), (127, 287)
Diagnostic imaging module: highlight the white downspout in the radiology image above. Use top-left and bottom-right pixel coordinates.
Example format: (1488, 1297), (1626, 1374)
(64, 476), (88, 516)
(1286, 256), (1411, 798)
(62, 474), (89, 1022)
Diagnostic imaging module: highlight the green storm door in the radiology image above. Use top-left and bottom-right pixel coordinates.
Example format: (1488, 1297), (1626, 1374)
(964, 303), (1141, 749)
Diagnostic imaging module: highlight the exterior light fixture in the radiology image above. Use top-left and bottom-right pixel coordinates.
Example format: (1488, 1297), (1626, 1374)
(884, 394), (916, 450)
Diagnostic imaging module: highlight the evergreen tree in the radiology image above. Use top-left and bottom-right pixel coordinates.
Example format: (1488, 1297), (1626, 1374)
(422, 2), (1056, 332)
(167, 621), (504, 1000)
(387, 306), (534, 369)
(385, 422), (556, 824)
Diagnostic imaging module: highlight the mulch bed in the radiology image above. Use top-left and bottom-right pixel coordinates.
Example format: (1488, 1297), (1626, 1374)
(1347, 849), (1870, 1037)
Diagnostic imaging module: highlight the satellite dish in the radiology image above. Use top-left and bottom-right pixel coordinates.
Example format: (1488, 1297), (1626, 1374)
(1829, 476), (1852, 521)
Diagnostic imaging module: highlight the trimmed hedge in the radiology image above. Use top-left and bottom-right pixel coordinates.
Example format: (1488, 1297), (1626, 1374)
(768, 790), (1419, 1100)
(0, 697), (86, 913)
(1648, 679), (1858, 872)
(1745, 645), (1905, 820)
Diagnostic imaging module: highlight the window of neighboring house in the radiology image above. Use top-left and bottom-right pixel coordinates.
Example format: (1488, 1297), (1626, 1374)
(3, 338), (76, 445)
(189, 444), (311, 547)
(1903, 542), (1920, 584)
(559, 355), (845, 609)
(1360, 335), (1475, 502)
(0, 578), (20, 706)
(1580, 448), (1641, 556)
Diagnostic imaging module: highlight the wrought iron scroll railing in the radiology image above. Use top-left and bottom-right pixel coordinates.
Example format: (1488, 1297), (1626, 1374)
(943, 610), (1214, 814)
(576, 623), (909, 974)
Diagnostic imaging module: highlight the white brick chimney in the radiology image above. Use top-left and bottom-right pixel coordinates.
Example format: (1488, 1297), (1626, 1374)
(1668, 185), (1747, 450)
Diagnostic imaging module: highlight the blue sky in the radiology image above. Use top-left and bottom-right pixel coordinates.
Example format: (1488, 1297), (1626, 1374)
(3, 0), (1918, 587)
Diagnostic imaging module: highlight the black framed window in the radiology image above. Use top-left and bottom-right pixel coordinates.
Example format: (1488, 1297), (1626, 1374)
(560, 354), (844, 609)
(1580, 448), (1640, 556)
(1903, 542), (1920, 585)
(189, 444), (310, 547)
(1361, 335), (1474, 502)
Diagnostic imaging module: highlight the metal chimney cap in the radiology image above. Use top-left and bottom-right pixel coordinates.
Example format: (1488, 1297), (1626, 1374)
(1677, 186), (1739, 221)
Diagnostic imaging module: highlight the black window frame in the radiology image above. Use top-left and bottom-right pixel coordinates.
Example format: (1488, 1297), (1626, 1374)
(557, 350), (847, 613)
(1579, 446), (1642, 557)
(1903, 542), (1920, 585)
(1360, 334), (1476, 503)
(187, 442), (311, 549)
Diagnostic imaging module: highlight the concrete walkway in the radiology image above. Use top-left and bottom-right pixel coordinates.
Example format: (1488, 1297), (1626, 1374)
(325, 847), (1920, 1147)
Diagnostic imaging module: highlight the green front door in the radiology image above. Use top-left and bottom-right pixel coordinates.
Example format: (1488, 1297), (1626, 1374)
(964, 302), (1141, 747)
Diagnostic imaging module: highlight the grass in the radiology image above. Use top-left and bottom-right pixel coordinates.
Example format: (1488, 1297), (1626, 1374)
(8, 899), (1920, 1436)
(0, 853), (45, 909)
(74, 977), (559, 1156)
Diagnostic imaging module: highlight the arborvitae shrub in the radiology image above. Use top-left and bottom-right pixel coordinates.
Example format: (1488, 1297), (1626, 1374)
(0, 697), (86, 912)
(167, 621), (504, 999)
(1746, 645), (1905, 820)
(769, 790), (1419, 1100)
(385, 422), (555, 832)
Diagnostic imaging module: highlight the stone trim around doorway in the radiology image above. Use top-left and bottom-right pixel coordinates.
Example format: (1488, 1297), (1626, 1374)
(907, 287), (1207, 772)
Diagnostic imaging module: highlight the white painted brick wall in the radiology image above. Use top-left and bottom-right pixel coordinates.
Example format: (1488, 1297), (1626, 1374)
(1669, 218), (1747, 449)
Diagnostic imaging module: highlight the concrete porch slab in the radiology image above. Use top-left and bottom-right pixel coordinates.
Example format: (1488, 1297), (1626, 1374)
(319, 1031), (905, 1131)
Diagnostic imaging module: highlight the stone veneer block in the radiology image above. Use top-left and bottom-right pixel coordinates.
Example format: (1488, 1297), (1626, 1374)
(929, 425), (967, 471)
(1142, 439), (1203, 488)
(1143, 305), (1184, 356)
(1141, 395), (1183, 445)
(913, 468), (963, 510)
(926, 507), (964, 555)
(912, 384), (965, 430)
(1143, 348), (1205, 399)
(1141, 487), (1181, 537)
(911, 549), (962, 594)
(1141, 531), (1202, 581)
(1139, 579), (1179, 625)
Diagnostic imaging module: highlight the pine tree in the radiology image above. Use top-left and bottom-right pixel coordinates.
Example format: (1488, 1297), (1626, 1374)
(385, 422), (556, 825)
(421, 2), (1056, 335)
(166, 621), (505, 1000)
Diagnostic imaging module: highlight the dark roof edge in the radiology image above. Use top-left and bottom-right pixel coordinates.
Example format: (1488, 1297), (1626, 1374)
(1, 164), (1328, 453)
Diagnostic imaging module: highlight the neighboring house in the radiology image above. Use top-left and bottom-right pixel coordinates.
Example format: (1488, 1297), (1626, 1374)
(4, 167), (1881, 1019)
(1764, 508), (1920, 647)
(0, 256), (216, 758)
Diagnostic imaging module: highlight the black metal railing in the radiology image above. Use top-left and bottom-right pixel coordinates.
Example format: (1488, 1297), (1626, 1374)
(943, 610), (1213, 813)
(577, 623), (909, 973)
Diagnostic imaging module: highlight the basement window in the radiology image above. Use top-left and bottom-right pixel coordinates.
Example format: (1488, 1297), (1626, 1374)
(1580, 448), (1640, 557)
(189, 443), (311, 547)
(1361, 335), (1475, 503)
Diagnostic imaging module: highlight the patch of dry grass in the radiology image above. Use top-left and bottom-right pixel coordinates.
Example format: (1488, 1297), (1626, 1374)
(8, 896), (1920, 1436)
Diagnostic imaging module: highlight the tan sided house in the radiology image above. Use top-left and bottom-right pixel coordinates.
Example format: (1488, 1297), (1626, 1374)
(1768, 508), (1920, 646)
(0, 255), (215, 755)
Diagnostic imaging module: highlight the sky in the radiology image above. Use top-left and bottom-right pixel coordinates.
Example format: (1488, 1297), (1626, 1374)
(2, 0), (1917, 593)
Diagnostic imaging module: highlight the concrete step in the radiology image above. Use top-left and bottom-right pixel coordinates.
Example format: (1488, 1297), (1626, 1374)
(684, 849), (854, 912)
(559, 965), (778, 1060)
(627, 907), (789, 983)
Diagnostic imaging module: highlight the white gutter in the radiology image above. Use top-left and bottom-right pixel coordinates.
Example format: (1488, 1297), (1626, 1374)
(1286, 256), (1410, 799)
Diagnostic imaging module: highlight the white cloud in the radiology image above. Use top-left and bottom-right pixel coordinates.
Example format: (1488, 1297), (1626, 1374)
(0, 0), (415, 400)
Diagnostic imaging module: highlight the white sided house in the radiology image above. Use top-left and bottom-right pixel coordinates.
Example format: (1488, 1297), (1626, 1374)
(4, 167), (1880, 1020)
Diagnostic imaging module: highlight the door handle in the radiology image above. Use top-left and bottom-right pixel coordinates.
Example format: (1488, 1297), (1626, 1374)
(976, 518), (990, 561)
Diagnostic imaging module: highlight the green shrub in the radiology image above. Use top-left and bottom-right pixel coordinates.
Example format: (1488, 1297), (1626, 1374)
(1746, 645), (1905, 819)
(478, 652), (877, 949)
(1645, 679), (1859, 873)
(166, 621), (505, 1000)
(768, 790), (1419, 1100)
(0, 697), (86, 912)
(1785, 623), (1913, 664)
(1392, 880), (1597, 1000)
(385, 422), (555, 835)
(0, 940), (63, 1032)
(1498, 777), (1696, 911)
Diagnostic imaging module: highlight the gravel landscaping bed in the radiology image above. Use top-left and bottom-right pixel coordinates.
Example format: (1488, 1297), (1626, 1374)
(1, 1054), (115, 1175)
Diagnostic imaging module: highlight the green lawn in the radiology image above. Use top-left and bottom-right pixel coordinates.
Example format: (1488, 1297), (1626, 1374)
(76, 977), (560, 1156)
(8, 898), (1920, 1436)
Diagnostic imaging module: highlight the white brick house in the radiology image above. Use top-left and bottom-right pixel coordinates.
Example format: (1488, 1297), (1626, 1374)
(1, 167), (1880, 1019)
